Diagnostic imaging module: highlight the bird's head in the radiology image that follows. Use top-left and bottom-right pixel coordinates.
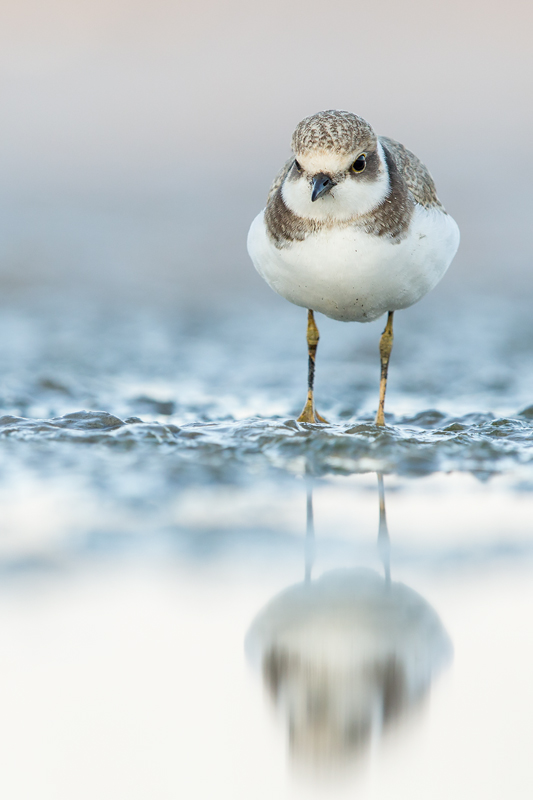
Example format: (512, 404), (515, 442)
(281, 110), (390, 222)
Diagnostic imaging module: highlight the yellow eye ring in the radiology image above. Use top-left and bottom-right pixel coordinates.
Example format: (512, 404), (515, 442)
(352, 154), (366, 173)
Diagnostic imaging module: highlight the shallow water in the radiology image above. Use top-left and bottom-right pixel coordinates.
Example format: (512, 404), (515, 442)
(0, 291), (532, 799)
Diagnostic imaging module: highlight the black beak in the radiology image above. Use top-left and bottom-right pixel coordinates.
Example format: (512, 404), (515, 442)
(311, 173), (335, 202)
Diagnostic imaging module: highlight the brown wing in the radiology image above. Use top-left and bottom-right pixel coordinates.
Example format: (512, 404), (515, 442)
(379, 136), (444, 211)
(266, 158), (295, 205)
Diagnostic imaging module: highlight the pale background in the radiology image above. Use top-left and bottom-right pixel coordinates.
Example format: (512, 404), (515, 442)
(0, 0), (532, 304)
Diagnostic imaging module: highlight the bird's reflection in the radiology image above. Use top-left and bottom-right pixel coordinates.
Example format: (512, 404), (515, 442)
(245, 475), (452, 767)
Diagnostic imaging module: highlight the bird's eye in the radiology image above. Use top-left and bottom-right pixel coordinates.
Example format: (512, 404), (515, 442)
(352, 154), (366, 173)
(294, 159), (302, 172)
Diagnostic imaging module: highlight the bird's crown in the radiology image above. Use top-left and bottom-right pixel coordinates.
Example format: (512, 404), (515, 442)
(291, 110), (377, 157)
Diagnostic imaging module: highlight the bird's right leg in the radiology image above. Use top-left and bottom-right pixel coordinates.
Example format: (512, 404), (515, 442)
(297, 310), (328, 423)
(375, 311), (394, 426)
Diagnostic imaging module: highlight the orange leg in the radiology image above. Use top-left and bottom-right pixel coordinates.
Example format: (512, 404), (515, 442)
(375, 311), (394, 426)
(297, 310), (328, 424)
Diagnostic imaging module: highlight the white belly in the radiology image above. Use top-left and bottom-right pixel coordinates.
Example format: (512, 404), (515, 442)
(247, 206), (460, 322)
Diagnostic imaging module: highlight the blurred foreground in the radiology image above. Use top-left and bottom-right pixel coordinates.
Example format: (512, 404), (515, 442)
(0, 292), (530, 798)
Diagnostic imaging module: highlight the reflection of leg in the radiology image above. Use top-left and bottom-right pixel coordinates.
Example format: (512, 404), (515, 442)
(375, 311), (394, 426)
(298, 310), (328, 423)
(377, 473), (391, 584)
(304, 483), (315, 582)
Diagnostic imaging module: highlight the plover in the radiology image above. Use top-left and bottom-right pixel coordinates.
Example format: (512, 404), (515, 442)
(247, 110), (460, 424)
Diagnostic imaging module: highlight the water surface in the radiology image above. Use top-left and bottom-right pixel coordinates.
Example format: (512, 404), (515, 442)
(0, 292), (531, 799)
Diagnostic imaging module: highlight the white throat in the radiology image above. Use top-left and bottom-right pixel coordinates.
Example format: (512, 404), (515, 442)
(281, 142), (390, 223)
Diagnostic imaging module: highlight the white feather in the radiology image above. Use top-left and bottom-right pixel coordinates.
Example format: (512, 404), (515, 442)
(247, 204), (460, 323)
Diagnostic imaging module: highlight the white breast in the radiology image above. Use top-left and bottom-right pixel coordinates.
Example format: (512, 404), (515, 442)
(247, 206), (460, 323)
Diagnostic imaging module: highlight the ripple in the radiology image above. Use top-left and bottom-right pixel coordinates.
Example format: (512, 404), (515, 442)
(0, 409), (532, 477)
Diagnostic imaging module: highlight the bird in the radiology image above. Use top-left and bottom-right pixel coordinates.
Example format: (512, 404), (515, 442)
(247, 110), (460, 424)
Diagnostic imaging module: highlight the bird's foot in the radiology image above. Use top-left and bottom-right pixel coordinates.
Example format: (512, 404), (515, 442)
(297, 397), (329, 424)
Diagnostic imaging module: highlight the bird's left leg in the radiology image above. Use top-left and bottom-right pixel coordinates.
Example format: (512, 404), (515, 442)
(375, 311), (394, 426)
(297, 310), (328, 423)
